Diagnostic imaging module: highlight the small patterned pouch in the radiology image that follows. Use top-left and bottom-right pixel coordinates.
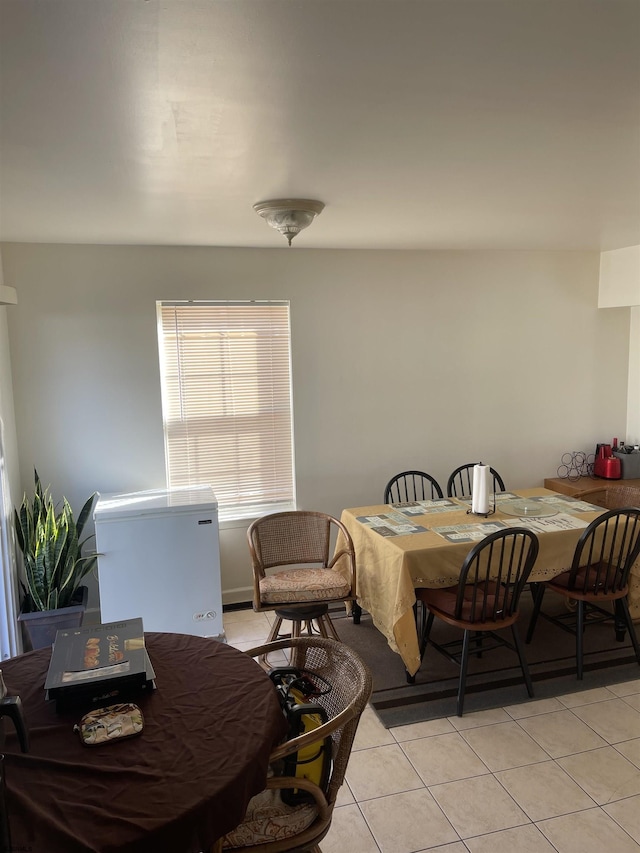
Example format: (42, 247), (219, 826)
(73, 702), (144, 746)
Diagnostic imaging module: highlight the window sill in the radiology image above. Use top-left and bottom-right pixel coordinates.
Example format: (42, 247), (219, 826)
(218, 502), (297, 530)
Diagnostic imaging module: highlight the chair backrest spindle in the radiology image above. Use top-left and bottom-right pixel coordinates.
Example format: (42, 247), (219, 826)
(568, 508), (640, 597)
(384, 470), (443, 504)
(455, 528), (539, 624)
(447, 463), (506, 498)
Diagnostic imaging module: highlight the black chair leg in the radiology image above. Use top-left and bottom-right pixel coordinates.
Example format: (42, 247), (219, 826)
(612, 598), (627, 642)
(526, 583), (546, 644)
(511, 624), (534, 698)
(407, 609), (435, 684)
(576, 599), (584, 680)
(405, 601), (421, 684)
(352, 601), (362, 625)
(457, 630), (471, 717)
(473, 631), (484, 659)
(420, 611), (435, 659)
(617, 598), (640, 666)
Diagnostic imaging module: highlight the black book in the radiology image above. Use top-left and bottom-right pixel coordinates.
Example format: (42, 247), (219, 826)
(45, 618), (154, 711)
(49, 652), (156, 712)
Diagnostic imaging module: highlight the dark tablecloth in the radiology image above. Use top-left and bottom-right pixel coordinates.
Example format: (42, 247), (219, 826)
(2, 632), (288, 853)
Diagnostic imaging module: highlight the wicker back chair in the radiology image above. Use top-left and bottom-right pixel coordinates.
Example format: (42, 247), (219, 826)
(446, 463), (506, 498)
(248, 511), (358, 647)
(575, 484), (640, 510)
(383, 470), (443, 503)
(221, 637), (372, 852)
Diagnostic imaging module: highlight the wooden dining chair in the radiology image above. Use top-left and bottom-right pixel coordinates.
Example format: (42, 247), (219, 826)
(526, 508), (640, 679)
(220, 637), (372, 852)
(415, 528), (539, 716)
(384, 470), (443, 503)
(248, 511), (359, 650)
(446, 463), (506, 498)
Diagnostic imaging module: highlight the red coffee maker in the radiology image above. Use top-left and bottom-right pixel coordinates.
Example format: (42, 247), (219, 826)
(594, 444), (622, 479)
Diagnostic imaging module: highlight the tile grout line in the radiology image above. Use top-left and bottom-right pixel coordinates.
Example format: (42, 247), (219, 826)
(224, 612), (640, 852)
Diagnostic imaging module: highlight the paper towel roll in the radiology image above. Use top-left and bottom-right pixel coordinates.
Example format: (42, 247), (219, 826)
(472, 464), (490, 514)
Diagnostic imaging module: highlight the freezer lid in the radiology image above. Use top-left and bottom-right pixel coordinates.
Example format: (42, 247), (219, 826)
(94, 485), (218, 520)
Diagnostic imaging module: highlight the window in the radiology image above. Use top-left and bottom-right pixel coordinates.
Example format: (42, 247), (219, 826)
(0, 418), (21, 658)
(157, 301), (295, 521)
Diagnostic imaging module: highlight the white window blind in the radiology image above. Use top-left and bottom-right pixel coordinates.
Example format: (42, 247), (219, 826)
(157, 301), (295, 521)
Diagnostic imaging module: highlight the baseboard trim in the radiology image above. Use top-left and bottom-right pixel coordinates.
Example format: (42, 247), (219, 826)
(223, 601), (253, 613)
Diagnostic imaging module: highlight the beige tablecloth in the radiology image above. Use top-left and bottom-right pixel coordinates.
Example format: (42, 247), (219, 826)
(338, 488), (623, 676)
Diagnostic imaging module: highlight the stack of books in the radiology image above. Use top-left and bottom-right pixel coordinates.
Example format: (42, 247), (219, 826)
(44, 617), (156, 712)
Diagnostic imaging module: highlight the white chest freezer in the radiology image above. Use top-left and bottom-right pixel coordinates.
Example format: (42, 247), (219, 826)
(94, 486), (224, 639)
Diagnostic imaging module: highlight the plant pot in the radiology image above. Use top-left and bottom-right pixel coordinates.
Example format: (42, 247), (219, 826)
(17, 586), (89, 651)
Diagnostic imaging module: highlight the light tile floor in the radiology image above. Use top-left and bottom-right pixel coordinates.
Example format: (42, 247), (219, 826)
(224, 608), (640, 853)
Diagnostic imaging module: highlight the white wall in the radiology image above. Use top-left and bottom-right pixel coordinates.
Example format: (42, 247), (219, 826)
(598, 245), (640, 444)
(599, 246), (640, 308)
(1, 244), (630, 607)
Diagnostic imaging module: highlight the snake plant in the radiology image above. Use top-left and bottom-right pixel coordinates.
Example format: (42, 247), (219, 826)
(14, 470), (98, 612)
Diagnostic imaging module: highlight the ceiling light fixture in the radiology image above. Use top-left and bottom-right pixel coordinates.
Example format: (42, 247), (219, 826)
(253, 198), (324, 246)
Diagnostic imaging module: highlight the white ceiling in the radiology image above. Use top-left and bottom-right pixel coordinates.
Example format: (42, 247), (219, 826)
(1, 0), (639, 251)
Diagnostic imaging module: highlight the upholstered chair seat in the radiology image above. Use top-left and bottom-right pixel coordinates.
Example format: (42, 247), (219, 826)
(223, 785), (317, 848)
(259, 568), (351, 606)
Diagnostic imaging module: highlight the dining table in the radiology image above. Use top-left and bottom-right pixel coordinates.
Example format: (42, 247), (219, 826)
(337, 487), (618, 677)
(2, 632), (288, 853)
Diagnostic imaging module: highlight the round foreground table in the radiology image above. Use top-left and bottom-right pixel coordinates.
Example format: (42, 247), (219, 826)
(2, 633), (288, 853)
